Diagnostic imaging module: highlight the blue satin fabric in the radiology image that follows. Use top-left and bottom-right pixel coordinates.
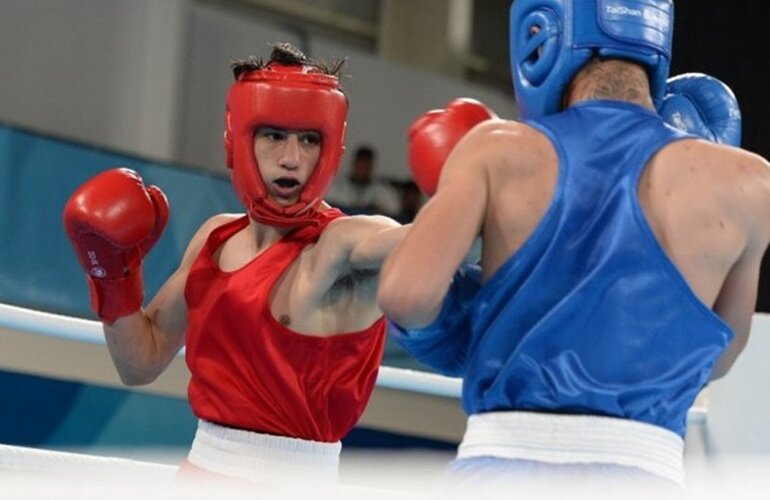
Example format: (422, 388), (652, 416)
(395, 101), (733, 437)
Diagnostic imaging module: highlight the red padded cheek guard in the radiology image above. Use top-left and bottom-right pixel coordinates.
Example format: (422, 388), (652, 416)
(225, 71), (347, 220)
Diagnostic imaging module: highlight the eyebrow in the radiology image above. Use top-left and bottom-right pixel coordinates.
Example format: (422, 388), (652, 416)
(258, 126), (320, 135)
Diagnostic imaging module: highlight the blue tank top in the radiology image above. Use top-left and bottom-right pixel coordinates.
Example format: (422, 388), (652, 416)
(461, 101), (733, 437)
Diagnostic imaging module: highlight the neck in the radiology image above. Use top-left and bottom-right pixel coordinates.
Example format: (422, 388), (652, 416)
(247, 216), (292, 249)
(564, 59), (655, 111)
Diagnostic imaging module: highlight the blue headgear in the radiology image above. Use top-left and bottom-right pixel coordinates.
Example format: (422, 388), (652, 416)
(510, 0), (674, 119)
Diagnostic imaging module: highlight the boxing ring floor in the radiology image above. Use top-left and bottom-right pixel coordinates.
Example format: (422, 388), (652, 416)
(2, 303), (770, 498)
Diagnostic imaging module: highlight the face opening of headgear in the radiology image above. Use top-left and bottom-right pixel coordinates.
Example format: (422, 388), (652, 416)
(509, 0), (674, 120)
(224, 49), (348, 228)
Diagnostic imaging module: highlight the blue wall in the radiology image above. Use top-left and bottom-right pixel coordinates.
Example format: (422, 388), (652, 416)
(0, 369), (196, 451)
(0, 123), (239, 317)
(0, 123), (237, 454)
(0, 369), (454, 455)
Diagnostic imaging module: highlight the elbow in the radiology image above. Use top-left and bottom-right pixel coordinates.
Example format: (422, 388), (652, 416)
(377, 287), (412, 327)
(115, 365), (161, 387)
(119, 373), (158, 387)
(709, 356), (735, 382)
(378, 279), (442, 329)
(710, 334), (748, 381)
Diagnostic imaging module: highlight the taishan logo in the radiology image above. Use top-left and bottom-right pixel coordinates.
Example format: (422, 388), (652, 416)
(606, 5), (643, 17)
(605, 4), (669, 26)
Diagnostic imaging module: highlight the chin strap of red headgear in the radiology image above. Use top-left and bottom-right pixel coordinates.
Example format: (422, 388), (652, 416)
(225, 63), (347, 227)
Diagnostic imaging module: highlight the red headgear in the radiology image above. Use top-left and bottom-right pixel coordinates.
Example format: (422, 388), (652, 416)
(225, 62), (347, 227)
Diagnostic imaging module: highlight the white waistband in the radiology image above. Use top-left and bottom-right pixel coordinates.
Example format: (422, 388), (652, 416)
(187, 420), (341, 484)
(457, 412), (684, 485)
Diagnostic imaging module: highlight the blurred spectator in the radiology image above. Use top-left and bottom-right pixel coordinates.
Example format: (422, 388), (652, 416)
(327, 146), (401, 216)
(392, 180), (424, 224)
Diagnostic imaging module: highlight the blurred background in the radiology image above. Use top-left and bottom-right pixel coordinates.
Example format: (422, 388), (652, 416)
(0, 0), (768, 467)
(1, 2), (767, 312)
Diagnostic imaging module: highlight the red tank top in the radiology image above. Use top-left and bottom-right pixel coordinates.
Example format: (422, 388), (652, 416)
(184, 213), (386, 442)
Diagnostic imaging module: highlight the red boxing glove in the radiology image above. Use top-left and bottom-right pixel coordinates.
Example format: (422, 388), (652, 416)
(63, 168), (169, 324)
(408, 98), (497, 196)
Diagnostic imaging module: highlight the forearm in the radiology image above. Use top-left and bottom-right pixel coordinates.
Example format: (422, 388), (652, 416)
(379, 253), (446, 328)
(379, 198), (479, 327)
(348, 218), (408, 269)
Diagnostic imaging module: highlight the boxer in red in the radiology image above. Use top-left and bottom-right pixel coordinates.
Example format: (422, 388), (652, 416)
(62, 43), (406, 484)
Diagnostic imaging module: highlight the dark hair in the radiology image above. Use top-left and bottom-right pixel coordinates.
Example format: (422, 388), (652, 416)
(567, 57), (650, 108)
(354, 146), (375, 162)
(231, 42), (347, 80)
(401, 180), (420, 194)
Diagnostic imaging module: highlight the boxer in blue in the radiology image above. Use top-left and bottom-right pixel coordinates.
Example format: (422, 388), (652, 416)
(378, 0), (770, 487)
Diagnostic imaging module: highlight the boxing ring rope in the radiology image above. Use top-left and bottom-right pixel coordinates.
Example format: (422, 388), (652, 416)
(0, 302), (464, 480)
(0, 443), (177, 477)
(0, 303), (107, 346)
(0, 303), (738, 412)
(7, 302), (769, 474)
(0, 302), (462, 398)
(0, 302), (723, 410)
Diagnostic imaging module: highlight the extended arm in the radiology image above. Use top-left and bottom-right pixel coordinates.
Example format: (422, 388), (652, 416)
(375, 100), (495, 374)
(378, 122), (491, 329)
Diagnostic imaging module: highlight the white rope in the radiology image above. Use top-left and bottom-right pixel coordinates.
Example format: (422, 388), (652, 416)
(4, 302), (763, 415)
(0, 302), (463, 397)
(0, 303), (103, 345)
(376, 366), (461, 398)
(0, 443), (177, 477)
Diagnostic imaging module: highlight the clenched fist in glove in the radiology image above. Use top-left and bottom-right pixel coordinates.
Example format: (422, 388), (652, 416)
(63, 168), (169, 323)
(408, 98), (497, 196)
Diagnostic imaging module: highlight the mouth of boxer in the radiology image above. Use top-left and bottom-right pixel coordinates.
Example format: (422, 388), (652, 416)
(273, 177), (301, 197)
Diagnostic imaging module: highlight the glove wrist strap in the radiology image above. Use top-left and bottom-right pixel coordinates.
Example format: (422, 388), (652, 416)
(87, 268), (144, 324)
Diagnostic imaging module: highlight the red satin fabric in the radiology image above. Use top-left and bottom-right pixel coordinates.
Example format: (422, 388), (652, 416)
(184, 213), (386, 442)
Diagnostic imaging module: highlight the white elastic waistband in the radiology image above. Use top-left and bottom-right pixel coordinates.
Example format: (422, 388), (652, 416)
(187, 420), (341, 484)
(457, 412), (684, 485)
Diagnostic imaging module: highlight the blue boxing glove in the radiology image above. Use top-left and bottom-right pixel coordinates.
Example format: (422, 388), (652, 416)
(658, 72), (742, 146)
(388, 263), (481, 377)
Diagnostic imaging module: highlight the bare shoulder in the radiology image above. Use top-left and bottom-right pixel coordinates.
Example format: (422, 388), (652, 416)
(666, 140), (770, 233)
(696, 142), (769, 208)
(724, 146), (770, 229)
(458, 118), (546, 154)
(190, 213), (241, 244)
(447, 118), (555, 178)
(180, 213), (243, 266)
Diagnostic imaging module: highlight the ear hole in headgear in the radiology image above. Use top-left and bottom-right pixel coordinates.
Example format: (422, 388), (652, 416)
(518, 9), (560, 87)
